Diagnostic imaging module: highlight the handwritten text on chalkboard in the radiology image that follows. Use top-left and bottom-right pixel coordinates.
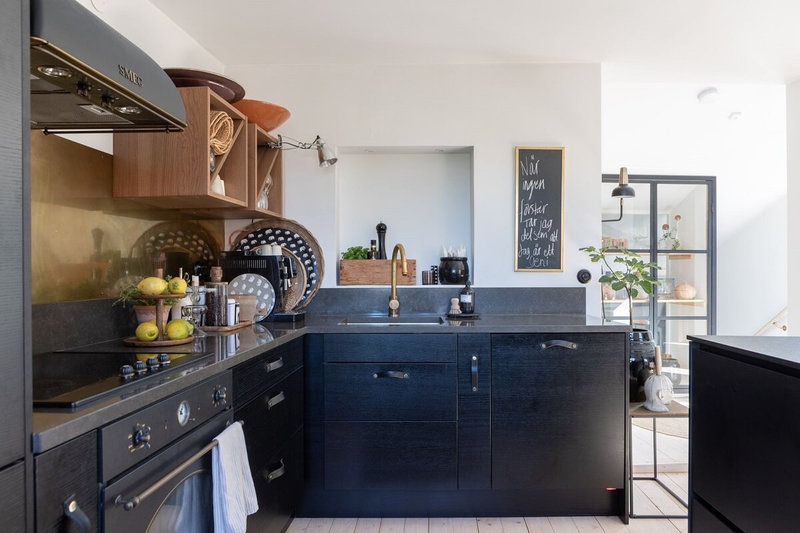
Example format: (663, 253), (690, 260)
(515, 147), (564, 271)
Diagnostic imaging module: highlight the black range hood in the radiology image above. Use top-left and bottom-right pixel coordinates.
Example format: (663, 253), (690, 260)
(30, 0), (186, 133)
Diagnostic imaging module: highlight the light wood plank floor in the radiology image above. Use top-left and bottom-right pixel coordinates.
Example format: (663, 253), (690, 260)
(288, 516), (688, 533)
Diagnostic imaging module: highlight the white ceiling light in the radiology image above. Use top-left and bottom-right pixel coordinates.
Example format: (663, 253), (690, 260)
(728, 111), (742, 121)
(697, 87), (720, 104)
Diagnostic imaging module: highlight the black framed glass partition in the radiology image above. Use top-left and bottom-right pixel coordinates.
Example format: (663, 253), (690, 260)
(601, 175), (716, 391)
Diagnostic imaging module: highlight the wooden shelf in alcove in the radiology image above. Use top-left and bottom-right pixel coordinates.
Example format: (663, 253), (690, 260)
(112, 86), (248, 210)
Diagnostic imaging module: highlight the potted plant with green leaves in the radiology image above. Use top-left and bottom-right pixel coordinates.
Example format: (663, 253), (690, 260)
(114, 276), (179, 324)
(581, 245), (661, 401)
(580, 245), (660, 325)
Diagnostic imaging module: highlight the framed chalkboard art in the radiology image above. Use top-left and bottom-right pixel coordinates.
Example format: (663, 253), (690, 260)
(514, 146), (564, 272)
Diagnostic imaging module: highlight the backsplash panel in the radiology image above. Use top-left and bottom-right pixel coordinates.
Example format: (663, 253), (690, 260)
(30, 132), (225, 304)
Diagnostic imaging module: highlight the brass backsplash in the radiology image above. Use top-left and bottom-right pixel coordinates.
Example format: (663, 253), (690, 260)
(31, 132), (225, 304)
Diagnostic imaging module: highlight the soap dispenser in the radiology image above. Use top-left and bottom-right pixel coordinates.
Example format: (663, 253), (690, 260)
(459, 280), (475, 314)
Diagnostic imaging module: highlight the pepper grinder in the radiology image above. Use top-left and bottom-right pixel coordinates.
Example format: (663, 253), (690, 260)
(376, 222), (387, 259)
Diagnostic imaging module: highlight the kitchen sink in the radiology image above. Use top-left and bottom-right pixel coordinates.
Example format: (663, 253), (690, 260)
(338, 315), (446, 326)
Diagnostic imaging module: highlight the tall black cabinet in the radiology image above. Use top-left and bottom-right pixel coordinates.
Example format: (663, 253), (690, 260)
(0, 0), (31, 530)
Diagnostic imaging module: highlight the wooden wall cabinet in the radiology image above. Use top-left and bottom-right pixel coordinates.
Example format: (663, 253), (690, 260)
(113, 86), (249, 211)
(245, 124), (283, 217)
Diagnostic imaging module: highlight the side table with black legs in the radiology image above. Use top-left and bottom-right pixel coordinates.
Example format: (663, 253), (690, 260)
(628, 401), (689, 519)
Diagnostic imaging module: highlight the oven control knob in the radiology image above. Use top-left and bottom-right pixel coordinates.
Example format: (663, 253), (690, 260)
(134, 361), (147, 375)
(146, 357), (159, 368)
(213, 386), (228, 406)
(131, 424), (151, 450)
(120, 364), (134, 379)
(159, 353), (171, 366)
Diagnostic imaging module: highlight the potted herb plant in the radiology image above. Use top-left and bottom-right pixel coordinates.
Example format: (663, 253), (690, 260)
(114, 277), (178, 324)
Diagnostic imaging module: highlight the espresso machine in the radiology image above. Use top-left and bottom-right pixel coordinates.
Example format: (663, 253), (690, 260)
(220, 249), (302, 321)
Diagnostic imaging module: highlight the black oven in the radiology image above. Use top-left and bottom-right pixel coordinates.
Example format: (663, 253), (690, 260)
(100, 372), (232, 532)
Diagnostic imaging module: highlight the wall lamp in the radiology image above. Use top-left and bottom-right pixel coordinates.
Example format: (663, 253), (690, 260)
(602, 167), (636, 222)
(268, 135), (338, 167)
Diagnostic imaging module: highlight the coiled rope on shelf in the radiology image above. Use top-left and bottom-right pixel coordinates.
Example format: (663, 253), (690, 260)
(209, 111), (234, 155)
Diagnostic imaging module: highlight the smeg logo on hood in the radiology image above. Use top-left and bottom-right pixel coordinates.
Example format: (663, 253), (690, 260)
(118, 65), (143, 87)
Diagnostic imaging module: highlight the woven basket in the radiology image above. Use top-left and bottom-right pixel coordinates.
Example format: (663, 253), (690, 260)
(209, 110), (233, 155)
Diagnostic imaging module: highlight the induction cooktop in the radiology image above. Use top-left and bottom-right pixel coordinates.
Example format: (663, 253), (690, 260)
(33, 348), (215, 409)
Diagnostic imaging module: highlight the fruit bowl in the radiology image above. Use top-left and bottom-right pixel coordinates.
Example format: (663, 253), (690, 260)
(231, 99), (291, 132)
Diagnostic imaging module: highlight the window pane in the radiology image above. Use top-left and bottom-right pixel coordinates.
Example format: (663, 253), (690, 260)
(602, 182), (650, 249)
(654, 318), (708, 390)
(656, 253), (708, 317)
(656, 183), (708, 250)
(600, 250), (652, 326)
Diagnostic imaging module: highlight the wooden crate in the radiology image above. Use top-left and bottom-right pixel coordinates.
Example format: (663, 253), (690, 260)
(339, 259), (417, 285)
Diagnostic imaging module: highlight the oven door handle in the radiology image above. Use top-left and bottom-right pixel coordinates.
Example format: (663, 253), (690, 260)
(114, 419), (244, 511)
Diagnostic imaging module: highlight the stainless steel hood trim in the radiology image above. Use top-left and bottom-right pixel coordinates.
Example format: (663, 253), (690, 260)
(30, 0), (186, 133)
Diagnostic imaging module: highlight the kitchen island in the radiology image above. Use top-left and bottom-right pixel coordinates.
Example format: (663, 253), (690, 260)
(689, 335), (800, 532)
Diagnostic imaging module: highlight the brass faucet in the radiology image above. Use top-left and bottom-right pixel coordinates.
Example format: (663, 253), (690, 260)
(389, 243), (408, 317)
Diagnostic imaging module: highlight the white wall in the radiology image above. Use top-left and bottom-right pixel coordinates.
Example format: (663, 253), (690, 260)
(787, 80), (800, 333)
(225, 63), (603, 313)
(338, 151), (473, 283)
(602, 73), (787, 335)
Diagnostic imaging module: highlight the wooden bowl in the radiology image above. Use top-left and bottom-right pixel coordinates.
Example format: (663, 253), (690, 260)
(231, 99), (291, 132)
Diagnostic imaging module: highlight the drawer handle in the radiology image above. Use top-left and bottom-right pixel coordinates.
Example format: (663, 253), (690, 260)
(265, 459), (286, 483)
(266, 391), (286, 410)
(265, 357), (284, 372)
(373, 370), (409, 379)
(540, 340), (578, 350)
(63, 494), (91, 532)
(471, 355), (479, 391)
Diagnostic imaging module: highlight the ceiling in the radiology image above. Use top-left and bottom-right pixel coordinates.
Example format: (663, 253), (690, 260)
(149, 0), (800, 83)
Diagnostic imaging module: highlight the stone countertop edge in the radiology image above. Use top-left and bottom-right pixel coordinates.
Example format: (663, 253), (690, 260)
(33, 315), (630, 454)
(689, 335), (800, 371)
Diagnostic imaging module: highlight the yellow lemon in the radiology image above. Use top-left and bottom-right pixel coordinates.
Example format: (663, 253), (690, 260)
(166, 321), (190, 340)
(137, 277), (168, 296)
(168, 277), (188, 294)
(167, 318), (193, 335)
(135, 322), (159, 342)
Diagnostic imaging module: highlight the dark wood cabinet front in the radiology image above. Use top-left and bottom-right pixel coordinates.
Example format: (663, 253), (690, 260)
(234, 339), (304, 533)
(691, 346), (800, 532)
(34, 432), (98, 533)
(491, 334), (626, 506)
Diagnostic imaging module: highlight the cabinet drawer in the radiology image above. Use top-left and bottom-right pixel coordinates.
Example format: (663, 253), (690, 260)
(234, 338), (302, 405)
(325, 363), (456, 421)
(324, 334), (456, 362)
(0, 462), (25, 533)
(237, 368), (303, 460)
(248, 428), (304, 533)
(325, 421), (457, 490)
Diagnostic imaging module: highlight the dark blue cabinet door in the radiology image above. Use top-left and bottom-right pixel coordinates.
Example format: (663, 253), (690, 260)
(491, 334), (626, 491)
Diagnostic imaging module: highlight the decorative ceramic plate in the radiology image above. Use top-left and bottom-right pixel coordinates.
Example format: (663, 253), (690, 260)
(229, 273), (275, 321)
(280, 248), (307, 312)
(231, 219), (324, 309)
(164, 68), (246, 103)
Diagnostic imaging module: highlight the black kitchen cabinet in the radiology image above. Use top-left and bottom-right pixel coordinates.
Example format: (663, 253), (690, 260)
(234, 338), (304, 533)
(322, 333), (458, 491)
(491, 333), (626, 515)
(301, 332), (626, 518)
(34, 432), (98, 533)
(690, 340), (800, 532)
(1, 0), (31, 529)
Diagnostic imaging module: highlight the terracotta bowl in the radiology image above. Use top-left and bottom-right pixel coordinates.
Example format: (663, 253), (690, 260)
(232, 99), (291, 132)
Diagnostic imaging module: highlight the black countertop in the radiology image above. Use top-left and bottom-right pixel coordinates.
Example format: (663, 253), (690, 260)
(33, 314), (629, 453)
(689, 335), (800, 372)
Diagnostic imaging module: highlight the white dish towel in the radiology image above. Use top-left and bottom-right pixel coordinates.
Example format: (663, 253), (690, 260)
(212, 421), (259, 533)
